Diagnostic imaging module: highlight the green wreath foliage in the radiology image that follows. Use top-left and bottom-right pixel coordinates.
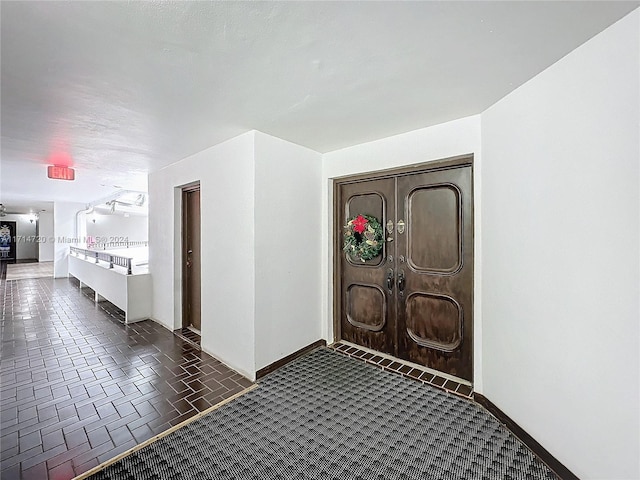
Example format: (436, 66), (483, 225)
(343, 214), (384, 262)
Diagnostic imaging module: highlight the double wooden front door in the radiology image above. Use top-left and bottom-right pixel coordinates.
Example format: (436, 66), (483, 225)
(336, 160), (473, 381)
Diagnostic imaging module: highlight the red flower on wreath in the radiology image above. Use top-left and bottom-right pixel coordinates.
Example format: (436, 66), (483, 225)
(352, 215), (368, 234)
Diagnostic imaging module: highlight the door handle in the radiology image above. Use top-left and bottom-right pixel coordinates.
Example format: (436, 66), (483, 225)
(398, 270), (405, 292)
(387, 269), (394, 291)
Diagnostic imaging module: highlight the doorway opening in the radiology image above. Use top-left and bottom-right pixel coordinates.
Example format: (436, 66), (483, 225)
(333, 155), (474, 384)
(181, 184), (201, 345)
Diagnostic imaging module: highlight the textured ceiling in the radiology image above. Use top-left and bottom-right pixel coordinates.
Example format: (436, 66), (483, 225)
(1, 1), (638, 211)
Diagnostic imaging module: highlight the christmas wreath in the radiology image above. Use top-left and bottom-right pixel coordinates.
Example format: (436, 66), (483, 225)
(343, 214), (384, 262)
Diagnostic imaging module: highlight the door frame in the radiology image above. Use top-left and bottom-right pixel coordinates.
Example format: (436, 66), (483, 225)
(180, 182), (201, 331)
(332, 154), (474, 363)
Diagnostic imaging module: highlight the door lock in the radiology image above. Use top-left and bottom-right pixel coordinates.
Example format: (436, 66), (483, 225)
(386, 220), (394, 234)
(386, 220), (394, 241)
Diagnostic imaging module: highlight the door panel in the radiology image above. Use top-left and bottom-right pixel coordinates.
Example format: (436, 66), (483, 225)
(182, 188), (201, 331)
(405, 292), (462, 351)
(336, 160), (473, 382)
(397, 166), (473, 380)
(407, 185), (461, 273)
(338, 178), (396, 354)
(346, 284), (387, 332)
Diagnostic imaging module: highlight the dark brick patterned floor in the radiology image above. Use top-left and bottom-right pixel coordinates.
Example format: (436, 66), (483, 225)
(329, 341), (474, 399)
(0, 276), (253, 480)
(172, 328), (201, 350)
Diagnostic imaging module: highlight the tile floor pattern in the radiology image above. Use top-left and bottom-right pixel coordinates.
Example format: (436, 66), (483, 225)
(0, 276), (253, 480)
(329, 341), (474, 399)
(75, 281), (127, 325)
(172, 328), (201, 351)
(5, 262), (54, 281)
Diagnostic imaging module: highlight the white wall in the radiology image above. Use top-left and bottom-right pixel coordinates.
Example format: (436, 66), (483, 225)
(53, 202), (85, 278)
(481, 10), (639, 480)
(149, 132), (256, 378)
(38, 211), (54, 262)
(150, 131), (324, 378)
(1, 214), (37, 259)
(86, 213), (148, 242)
(321, 115), (483, 388)
(253, 132), (322, 370)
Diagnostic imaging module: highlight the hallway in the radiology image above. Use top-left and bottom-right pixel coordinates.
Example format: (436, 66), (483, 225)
(0, 276), (252, 479)
(5, 261), (53, 281)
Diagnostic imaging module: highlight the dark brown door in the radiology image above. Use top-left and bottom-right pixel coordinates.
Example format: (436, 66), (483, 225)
(396, 166), (473, 380)
(338, 178), (396, 355)
(182, 187), (201, 330)
(336, 161), (473, 381)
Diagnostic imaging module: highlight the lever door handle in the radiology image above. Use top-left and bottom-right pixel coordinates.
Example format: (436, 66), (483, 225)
(398, 270), (405, 292)
(386, 269), (394, 291)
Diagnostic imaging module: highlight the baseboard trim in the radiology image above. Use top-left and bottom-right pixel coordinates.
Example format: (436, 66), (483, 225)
(256, 339), (327, 379)
(474, 393), (579, 480)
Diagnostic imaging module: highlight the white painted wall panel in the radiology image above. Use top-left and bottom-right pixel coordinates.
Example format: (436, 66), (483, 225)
(126, 273), (152, 322)
(86, 214), (148, 243)
(38, 211), (55, 262)
(149, 132), (256, 379)
(481, 10), (639, 479)
(253, 132), (322, 371)
(69, 255), (151, 322)
(69, 255), (127, 310)
(53, 202), (85, 278)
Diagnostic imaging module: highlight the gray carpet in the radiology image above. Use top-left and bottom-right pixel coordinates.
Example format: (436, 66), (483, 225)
(89, 348), (557, 480)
